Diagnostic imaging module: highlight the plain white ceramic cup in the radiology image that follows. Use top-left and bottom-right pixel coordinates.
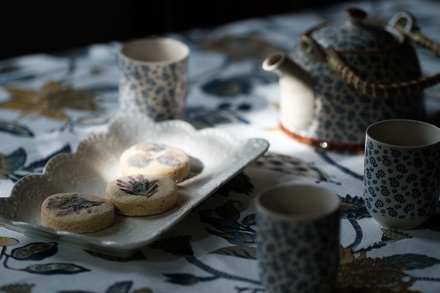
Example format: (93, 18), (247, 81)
(118, 37), (189, 121)
(363, 119), (440, 229)
(255, 184), (341, 293)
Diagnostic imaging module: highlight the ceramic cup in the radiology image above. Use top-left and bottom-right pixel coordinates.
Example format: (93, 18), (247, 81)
(363, 119), (440, 229)
(255, 184), (341, 293)
(118, 37), (189, 121)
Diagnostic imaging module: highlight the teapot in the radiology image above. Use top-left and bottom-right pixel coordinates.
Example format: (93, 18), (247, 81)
(263, 8), (440, 153)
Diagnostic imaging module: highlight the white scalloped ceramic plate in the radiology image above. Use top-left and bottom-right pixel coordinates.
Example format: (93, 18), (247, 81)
(0, 113), (269, 257)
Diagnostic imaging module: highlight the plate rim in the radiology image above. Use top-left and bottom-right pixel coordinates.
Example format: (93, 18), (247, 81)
(0, 113), (270, 257)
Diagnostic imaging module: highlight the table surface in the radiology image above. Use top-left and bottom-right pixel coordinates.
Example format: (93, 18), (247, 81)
(1, 0), (440, 292)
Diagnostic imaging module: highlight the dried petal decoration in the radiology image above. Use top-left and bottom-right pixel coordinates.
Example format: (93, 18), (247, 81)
(0, 81), (97, 121)
(47, 194), (103, 216)
(116, 174), (159, 198)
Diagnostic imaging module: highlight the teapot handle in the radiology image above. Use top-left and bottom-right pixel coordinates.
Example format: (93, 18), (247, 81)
(310, 17), (440, 98)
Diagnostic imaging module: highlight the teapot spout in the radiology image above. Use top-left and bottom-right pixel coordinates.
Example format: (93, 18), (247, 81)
(262, 52), (315, 132)
(262, 52), (313, 87)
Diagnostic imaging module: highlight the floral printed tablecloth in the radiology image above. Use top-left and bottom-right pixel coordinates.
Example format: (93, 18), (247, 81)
(1, 0), (440, 292)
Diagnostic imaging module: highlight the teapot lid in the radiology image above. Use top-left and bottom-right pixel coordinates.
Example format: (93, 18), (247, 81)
(308, 8), (403, 51)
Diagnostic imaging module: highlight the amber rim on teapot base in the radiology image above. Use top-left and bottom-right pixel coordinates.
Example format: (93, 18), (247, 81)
(279, 124), (365, 154)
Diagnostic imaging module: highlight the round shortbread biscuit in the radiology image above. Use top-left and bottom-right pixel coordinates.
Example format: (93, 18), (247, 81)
(120, 142), (190, 183)
(106, 174), (178, 216)
(41, 192), (115, 234)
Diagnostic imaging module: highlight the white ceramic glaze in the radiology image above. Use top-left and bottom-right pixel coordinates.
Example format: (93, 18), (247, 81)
(0, 113), (269, 257)
(121, 38), (189, 64)
(262, 52), (315, 133)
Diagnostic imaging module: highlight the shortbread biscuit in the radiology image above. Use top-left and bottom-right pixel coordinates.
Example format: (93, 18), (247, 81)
(120, 142), (190, 183)
(106, 174), (178, 216)
(41, 192), (115, 233)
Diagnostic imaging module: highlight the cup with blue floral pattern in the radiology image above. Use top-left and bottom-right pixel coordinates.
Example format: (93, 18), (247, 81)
(255, 184), (341, 293)
(363, 119), (440, 230)
(118, 37), (189, 121)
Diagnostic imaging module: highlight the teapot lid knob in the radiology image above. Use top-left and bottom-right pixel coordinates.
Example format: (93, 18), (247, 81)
(346, 8), (368, 26)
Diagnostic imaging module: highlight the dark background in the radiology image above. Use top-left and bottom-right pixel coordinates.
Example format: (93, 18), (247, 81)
(0, 0), (351, 60)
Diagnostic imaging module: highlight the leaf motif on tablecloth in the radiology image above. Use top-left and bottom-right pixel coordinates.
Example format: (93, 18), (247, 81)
(241, 214), (256, 227)
(149, 235), (194, 256)
(362, 229), (413, 253)
(384, 253), (440, 270)
(0, 148), (26, 179)
(164, 273), (200, 285)
(23, 263), (90, 275)
(216, 172), (254, 197)
(214, 200), (242, 221)
(150, 234), (260, 285)
(85, 250), (146, 262)
(207, 229), (256, 246)
(105, 281), (136, 293)
(338, 234), (440, 291)
(199, 200), (256, 247)
(0, 119), (34, 137)
(340, 195), (370, 221)
(0, 223), (21, 232)
(0, 81), (98, 121)
(340, 245), (355, 264)
(0, 283), (35, 293)
(1, 144), (71, 182)
(11, 242), (58, 260)
(22, 144), (71, 173)
(0, 236), (19, 246)
(249, 152), (337, 183)
(197, 73), (278, 125)
(189, 66), (276, 126)
(381, 229), (413, 242)
(337, 252), (418, 291)
(201, 76), (253, 97)
(76, 113), (113, 127)
(210, 246), (256, 260)
(186, 105), (250, 126)
(337, 196), (368, 249)
(201, 35), (281, 60)
(199, 209), (240, 232)
(341, 196), (412, 251)
(186, 106), (232, 126)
